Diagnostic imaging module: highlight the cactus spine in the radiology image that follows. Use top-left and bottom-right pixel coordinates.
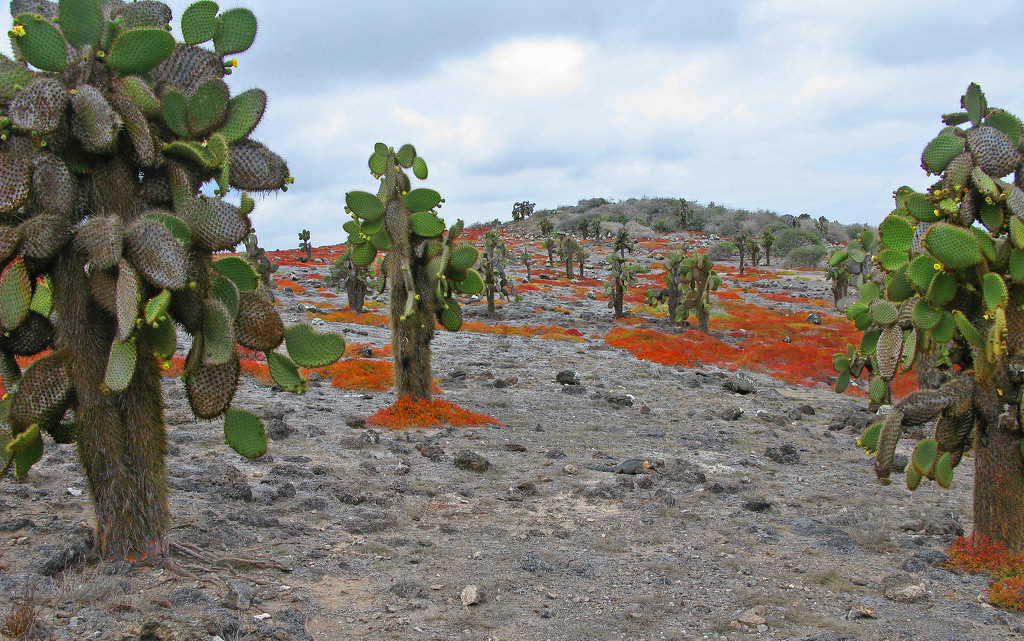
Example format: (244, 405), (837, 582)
(0, 0), (344, 562)
(345, 143), (482, 400)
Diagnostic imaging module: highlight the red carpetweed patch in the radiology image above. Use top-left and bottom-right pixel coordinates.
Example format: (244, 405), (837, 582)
(946, 535), (1024, 611)
(314, 359), (393, 391)
(367, 396), (500, 429)
(316, 310), (391, 327)
(274, 279), (306, 293)
(319, 292), (338, 298)
(991, 578), (1024, 611)
(240, 358), (274, 386)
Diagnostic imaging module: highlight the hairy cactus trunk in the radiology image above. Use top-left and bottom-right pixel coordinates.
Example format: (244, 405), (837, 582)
(973, 410), (1024, 553)
(565, 250), (574, 280)
(53, 254), (169, 561)
(696, 306), (710, 333)
(668, 286), (681, 327)
(305, 246), (312, 262)
(486, 287), (496, 317)
(613, 280), (624, 319)
(346, 277), (366, 314)
(386, 201), (434, 400)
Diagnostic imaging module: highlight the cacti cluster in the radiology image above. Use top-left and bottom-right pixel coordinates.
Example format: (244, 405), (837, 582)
(481, 229), (515, 316)
(644, 250), (685, 324)
(510, 200), (534, 222)
(840, 84), (1024, 551)
(345, 143), (482, 399)
(678, 252), (722, 333)
(604, 252), (645, 319)
(297, 227), (311, 261)
(0, 0), (344, 561)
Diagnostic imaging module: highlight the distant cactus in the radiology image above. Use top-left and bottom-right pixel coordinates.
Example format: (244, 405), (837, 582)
(511, 200), (534, 222)
(537, 215), (554, 237)
(605, 253), (645, 319)
(576, 242), (589, 278)
(816, 215), (830, 238)
(297, 228), (311, 262)
(588, 218), (600, 239)
(481, 230), (516, 316)
(614, 227), (634, 258)
(761, 228), (776, 265)
(520, 247), (532, 282)
(344, 143), (483, 399)
(557, 234), (578, 279)
(736, 227), (749, 275)
(838, 83), (1024, 553)
(243, 231), (279, 289)
(0, 0), (344, 562)
(749, 237), (762, 267)
(678, 252), (722, 332)
(324, 246), (378, 313)
(645, 251), (685, 324)
(578, 217), (590, 239)
(826, 228), (877, 306)
(676, 199), (691, 230)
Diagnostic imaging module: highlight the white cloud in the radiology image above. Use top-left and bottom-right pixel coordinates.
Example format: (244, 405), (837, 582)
(486, 39), (588, 97)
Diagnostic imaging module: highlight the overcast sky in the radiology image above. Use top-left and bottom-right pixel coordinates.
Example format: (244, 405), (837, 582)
(9, 1), (1024, 249)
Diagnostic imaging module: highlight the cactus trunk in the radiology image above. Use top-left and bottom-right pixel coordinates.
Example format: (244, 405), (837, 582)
(346, 277), (366, 314)
(973, 411), (1024, 553)
(696, 306), (710, 333)
(53, 253), (169, 561)
(613, 281), (624, 319)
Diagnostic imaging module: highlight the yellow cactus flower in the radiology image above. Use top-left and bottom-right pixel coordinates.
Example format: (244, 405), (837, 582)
(12, 25), (25, 37)
(228, 59), (238, 67)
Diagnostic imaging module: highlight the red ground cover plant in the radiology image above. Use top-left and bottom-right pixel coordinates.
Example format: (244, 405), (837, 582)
(315, 310), (391, 327)
(945, 534), (1024, 611)
(274, 278), (306, 293)
(367, 396), (500, 429)
(313, 359), (393, 391)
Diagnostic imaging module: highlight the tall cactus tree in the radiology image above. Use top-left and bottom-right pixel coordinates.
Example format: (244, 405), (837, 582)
(297, 228), (311, 262)
(0, 0), (345, 562)
(481, 229), (515, 317)
(736, 227), (749, 275)
(542, 234), (556, 266)
(761, 228), (776, 266)
(847, 84), (1024, 552)
(605, 252), (645, 319)
(344, 143), (482, 400)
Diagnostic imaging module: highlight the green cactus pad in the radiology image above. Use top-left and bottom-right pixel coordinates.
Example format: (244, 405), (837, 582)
(0, 55), (37, 101)
(0, 258), (31, 332)
(104, 339), (137, 392)
(911, 298), (943, 330)
(832, 352), (851, 372)
(986, 109), (1024, 144)
(439, 299), (463, 331)
(161, 88), (190, 138)
(368, 152), (386, 176)
(983, 273), (1008, 313)
(1011, 249), (1024, 282)
(370, 230), (390, 251)
(869, 300), (898, 326)
(410, 211), (445, 237)
(876, 326), (903, 379)
(212, 255), (259, 292)
(106, 28), (175, 74)
(228, 140), (289, 192)
(878, 215), (914, 252)
(973, 227), (997, 264)
(350, 241), (377, 266)
(144, 289), (172, 325)
(905, 193), (940, 223)
(186, 352), (239, 419)
(235, 291), (284, 351)
(404, 188), (442, 213)
(115, 76), (160, 117)
(143, 210), (192, 250)
(860, 329), (881, 356)
(963, 83), (986, 127)
(29, 280), (51, 317)
(202, 298), (235, 365)
(124, 218), (189, 290)
(971, 166), (1000, 201)
(977, 200), (1003, 234)
(450, 245), (479, 271)
(396, 144), (416, 168)
(858, 421), (883, 453)
(934, 452), (954, 488)
(868, 373), (889, 402)
(454, 268), (484, 295)
(926, 271), (956, 307)
(147, 315), (176, 360)
(184, 196), (248, 251)
(210, 273), (238, 317)
(223, 408), (267, 458)
(219, 88), (265, 142)
(186, 78), (229, 137)
(360, 216), (385, 238)
(921, 133), (966, 174)
(213, 7), (257, 55)
(12, 13), (67, 72)
(906, 464), (922, 491)
(901, 328), (918, 370)
(923, 223), (982, 270)
(827, 249), (848, 268)
(181, 0), (219, 45)
(164, 136), (228, 169)
(942, 112), (971, 126)
(58, 0), (104, 47)
(878, 249), (909, 272)
(0, 152), (33, 214)
(944, 152), (973, 192)
(858, 281), (880, 305)
(266, 350), (306, 393)
(834, 370), (851, 393)
(12, 427), (42, 479)
(412, 157), (428, 180)
(911, 439), (938, 476)
(283, 323), (345, 368)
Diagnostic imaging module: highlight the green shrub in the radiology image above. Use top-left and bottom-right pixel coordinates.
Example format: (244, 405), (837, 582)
(773, 228), (822, 257)
(784, 245), (827, 267)
(705, 242), (737, 261)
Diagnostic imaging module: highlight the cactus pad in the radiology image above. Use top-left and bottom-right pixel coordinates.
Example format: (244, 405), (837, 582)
(184, 196), (248, 251)
(212, 255), (259, 292)
(223, 408), (266, 458)
(404, 188), (442, 213)
(876, 325), (904, 379)
(105, 28), (176, 75)
(346, 191), (384, 222)
(213, 7), (257, 56)
(58, 0), (104, 48)
(0, 258), (31, 332)
(202, 298), (235, 365)
(410, 211), (445, 237)
(873, 407), (904, 483)
(234, 291), (283, 351)
(103, 339), (137, 392)
(283, 323), (346, 368)
(219, 88), (266, 142)
(10, 77), (68, 134)
(0, 152), (33, 214)
(869, 299), (898, 326)
(923, 223), (982, 270)
(186, 352), (239, 419)
(115, 261), (142, 342)
(181, 0), (219, 44)
(266, 350), (305, 394)
(12, 13), (67, 72)
(75, 216), (124, 272)
(921, 133), (966, 174)
(9, 351), (70, 433)
(983, 273), (1008, 313)
(911, 438), (938, 476)
(228, 140), (289, 192)
(70, 85), (121, 154)
(967, 124), (1022, 178)
(124, 218), (189, 290)
(186, 78), (229, 137)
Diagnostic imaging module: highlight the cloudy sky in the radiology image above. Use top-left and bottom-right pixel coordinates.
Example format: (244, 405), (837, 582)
(9, 1), (1024, 249)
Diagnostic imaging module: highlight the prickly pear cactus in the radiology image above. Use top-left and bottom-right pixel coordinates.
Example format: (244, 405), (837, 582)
(844, 84), (1024, 552)
(297, 228), (311, 262)
(542, 234), (556, 266)
(604, 252), (645, 319)
(481, 230), (516, 317)
(243, 230), (278, 288)
(519, 246), (532, 283)
(827, 228), (878, 307)
(614, 226), (634, 258)
(678, 251), (722, 332)
(0, 0), (344, 562)
(645, 251), (685, 324)
(345, 143), (483, 399)
(761, 228), (776, 266)
(736, 227), (749, 275)
(324, 245), (378, 314)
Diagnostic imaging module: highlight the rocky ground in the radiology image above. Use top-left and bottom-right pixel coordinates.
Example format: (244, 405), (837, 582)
(0, 233), (1017, 641)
